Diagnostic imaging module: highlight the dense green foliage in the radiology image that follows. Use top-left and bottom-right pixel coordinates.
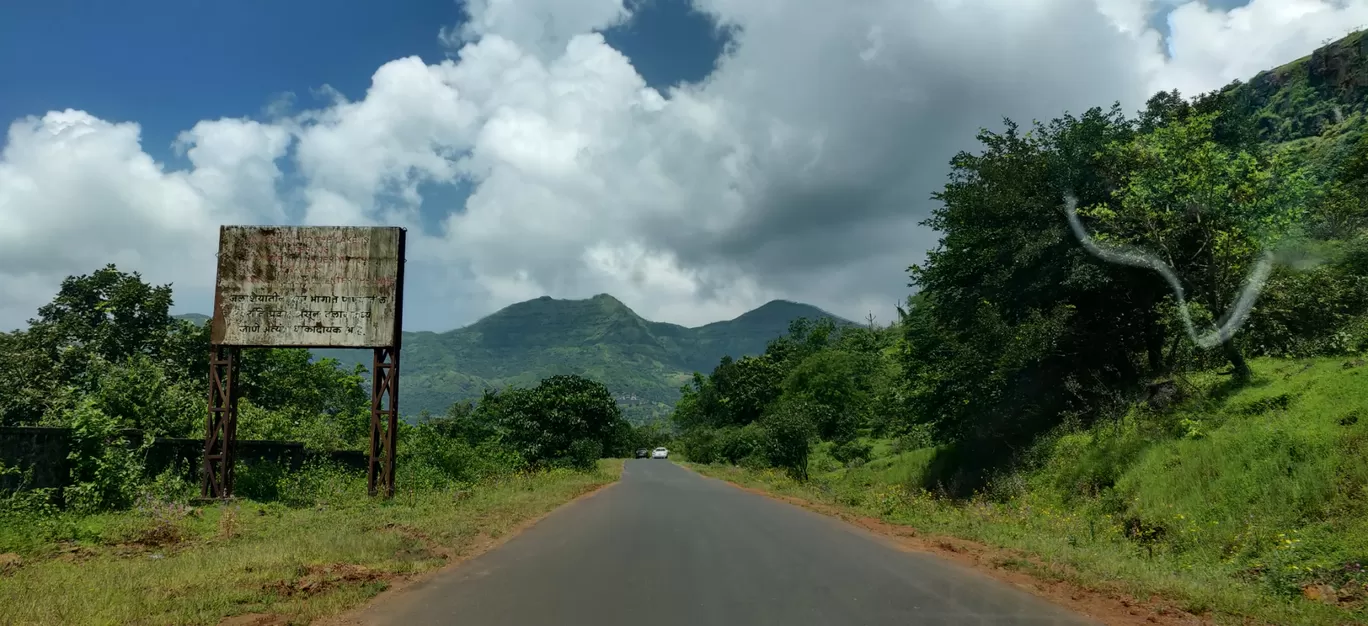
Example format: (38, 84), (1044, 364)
(0, 265), (372, 449)
(315, 295), (849, 423)
(0, 267), (635, 514)
(671, 317), (897, 478)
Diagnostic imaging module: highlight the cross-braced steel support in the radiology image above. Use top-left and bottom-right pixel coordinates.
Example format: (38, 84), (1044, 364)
(202, 344), (240, 499)
(369, 346), (400, 497)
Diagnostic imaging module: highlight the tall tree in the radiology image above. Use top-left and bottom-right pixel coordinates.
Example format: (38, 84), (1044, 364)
(903, 106), (1171, 492)
(28, 264), (175, 383)
(487, 374), (630, 469)
(1081, 111), (1311, 380)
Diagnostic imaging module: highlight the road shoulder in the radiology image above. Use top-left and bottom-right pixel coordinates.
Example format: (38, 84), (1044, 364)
(314, 471), (623, 626)
(680, 462), (1217, 626)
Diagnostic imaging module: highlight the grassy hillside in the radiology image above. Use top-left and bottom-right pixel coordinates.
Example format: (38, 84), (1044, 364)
(172, 313), (210, 325)
(1227, 28), (1368, 169)
(312, 295), (851, 423)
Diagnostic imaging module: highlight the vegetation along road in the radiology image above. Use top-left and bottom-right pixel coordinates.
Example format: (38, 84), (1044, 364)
(346, 459), (1093, 626)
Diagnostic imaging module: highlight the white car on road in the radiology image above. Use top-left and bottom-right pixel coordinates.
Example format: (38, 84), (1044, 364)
(651, 447), (669, 459)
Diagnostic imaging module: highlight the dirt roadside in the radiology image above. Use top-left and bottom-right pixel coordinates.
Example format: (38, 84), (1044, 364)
(315, 478), (621, 626)
(219, 479), (622, 626)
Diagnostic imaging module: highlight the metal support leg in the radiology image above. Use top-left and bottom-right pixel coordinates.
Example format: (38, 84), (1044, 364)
(202, 344), (239, 499)
(368, 346), (400, 497)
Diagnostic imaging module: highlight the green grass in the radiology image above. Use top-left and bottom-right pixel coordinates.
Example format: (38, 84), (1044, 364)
(691, 357), (1368, 625)
(0, 459), (623, 626)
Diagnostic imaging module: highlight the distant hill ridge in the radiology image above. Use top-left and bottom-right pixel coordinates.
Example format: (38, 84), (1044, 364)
(181, 295), (851, 423)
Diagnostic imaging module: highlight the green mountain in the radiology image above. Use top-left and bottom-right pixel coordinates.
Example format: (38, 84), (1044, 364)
(1225, 28), (1368, 166)
(311, 295), (850, 422)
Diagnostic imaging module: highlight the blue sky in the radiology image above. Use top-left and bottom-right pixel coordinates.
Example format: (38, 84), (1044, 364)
(0, 0), (730, 166)
(1, 0), (1257, 167)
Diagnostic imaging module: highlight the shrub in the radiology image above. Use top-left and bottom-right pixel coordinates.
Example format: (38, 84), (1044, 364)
(831, 439), (873, 466)
(679, 428), (720, 464)
(761, 399), (819, 481)
(64, 399), (145, 513)
(563, 439), (603, 471)
(716, 424), (765, 464)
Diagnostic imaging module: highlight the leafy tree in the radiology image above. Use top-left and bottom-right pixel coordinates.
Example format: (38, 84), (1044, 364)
(422, 399), (501, 445)
(709, 355), (784, 427)
(628, 419), (675, 451)
(236, 349), (370, 446)
(905, 106), (1165, 475)
(764, 317), (839, 368)
(88, 355), (202, 437)
(780, 350), (872, 442)
(485, 375), (630, 469)
(27, 264), (175, 386)
(671, 373), (721, 432)
(0, 330), (54, 426)
(1, 265), (190, 426)
(1082, 111), (1312, 380)
(161, 319), (211, 385)
(760, 399), (818, 481)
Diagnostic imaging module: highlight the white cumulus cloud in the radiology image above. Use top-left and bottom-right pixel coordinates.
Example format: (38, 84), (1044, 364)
(0, 112), (288, 329)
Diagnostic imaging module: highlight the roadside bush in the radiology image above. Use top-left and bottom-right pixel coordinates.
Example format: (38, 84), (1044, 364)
(562, 439), (603, 471)
(402, 423), (481, 488)
(64, 399), (146, 513)
(716, 424), (765, 464)
(739, 453), (770, 471)
(276, 459), (364, 507)
(232, 458), (366, 507)
(761, 399), (818, 481)
(679, 428), (720, 464)
(1244, 263), (1368, 358)
(401, 424), (526, 490)
(233, 460), (291, 503)
(138, 462), (197, 504)
(832, 439), (873, 466)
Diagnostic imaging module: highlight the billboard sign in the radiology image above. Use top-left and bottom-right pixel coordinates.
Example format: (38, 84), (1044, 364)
(210, 226), (404, 348)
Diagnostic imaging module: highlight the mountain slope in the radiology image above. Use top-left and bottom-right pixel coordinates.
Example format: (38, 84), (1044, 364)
(1225, 28), (1368, 169)
(314, 295), (851, 422)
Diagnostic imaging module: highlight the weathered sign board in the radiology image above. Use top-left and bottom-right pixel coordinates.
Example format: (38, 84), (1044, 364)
(210, 226), (403, 348)
(203, 225), (407, 501)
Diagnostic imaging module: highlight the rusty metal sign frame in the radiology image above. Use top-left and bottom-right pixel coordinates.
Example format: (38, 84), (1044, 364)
(201, 226), (407, 500)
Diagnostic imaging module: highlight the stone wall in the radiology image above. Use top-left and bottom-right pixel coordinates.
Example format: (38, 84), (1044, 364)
(0, 427), (71, 491)
(0, 427), (369, 492)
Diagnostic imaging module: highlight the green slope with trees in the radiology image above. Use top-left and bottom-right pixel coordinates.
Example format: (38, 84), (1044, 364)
(313, 294), (850, 423)
(669, 31), (1368, 624)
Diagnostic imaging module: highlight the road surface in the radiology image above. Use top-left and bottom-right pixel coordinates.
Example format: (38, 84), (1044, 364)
(354, 460), (1097, 626)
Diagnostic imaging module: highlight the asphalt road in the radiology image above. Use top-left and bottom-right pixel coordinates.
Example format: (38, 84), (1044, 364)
(355, 460), (1098, 626)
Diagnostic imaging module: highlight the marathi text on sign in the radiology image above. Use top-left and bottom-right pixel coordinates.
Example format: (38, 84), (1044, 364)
(210, 226), (404, 348)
